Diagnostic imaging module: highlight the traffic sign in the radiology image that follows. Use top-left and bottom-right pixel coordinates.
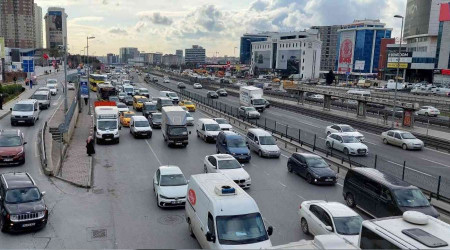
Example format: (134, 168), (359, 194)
(22, 60), (34, 73)
(80, 80), (89, 98)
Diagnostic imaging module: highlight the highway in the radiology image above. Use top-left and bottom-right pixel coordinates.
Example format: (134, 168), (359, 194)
(145, 73), (450, 198)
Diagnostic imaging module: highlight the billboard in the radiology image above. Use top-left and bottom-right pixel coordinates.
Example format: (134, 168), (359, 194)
(404, 0), (432, 38)
(253, 51), (271, 69)
(277, 49), (301, 74)
(0, 37), (4, 58)
(48, 11), (63, 49)
(440, 3), (450, 21)
(337, 31), (356, 72)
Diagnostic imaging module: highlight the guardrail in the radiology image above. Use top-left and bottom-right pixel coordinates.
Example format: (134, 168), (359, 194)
(39, 121), (48, 168)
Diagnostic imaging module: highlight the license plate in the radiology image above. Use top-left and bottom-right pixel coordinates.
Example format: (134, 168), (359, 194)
(22, 223), (35, 227)
(175, 142), (182, 145)
(3, 158), (13, 162)
(171, 201), (181, 204)
(141, 133), (147, 136)
(326, 178), (333, 181)
(18, 121), (25, 123)
(105, 138), (112, 141)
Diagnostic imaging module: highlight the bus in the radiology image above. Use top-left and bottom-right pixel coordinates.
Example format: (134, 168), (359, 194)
(97, 83), (117, 101)
(89, 74), (107, 92)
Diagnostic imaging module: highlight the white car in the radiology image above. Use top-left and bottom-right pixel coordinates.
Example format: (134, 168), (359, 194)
(325, 124), (364, 142)
(186, 111), (194, 126)
(381, 130), (424, 150)
(116, 103), (129, 113)
(46, 84), (58, 95)
(212, 118), (232, 131)
(163, 77), (170, 83)
(310, 94), (324, 101)
(193, 83), (202, 89)
(299, 201), (363, 246)
(67, 82), (75, 90)
(153, 166), (188, 208)
(204, 154), (251, 188)
(416, 106), (440, 117)
(326, 133), (368, 156)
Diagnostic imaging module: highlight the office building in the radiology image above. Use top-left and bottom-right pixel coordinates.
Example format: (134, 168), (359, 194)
(119, 47), (139, 64)
(185, 45), (206, 64)
(33, 3), (43, 49)
(251, 29), (322, 80)
(107, 53), (119, 64)
(336, 19), (392, 74)
(240, 34), (270, 64)
(44, 7), (68, 49)
(162, 54), (180, 66)
(0, 0), (35, 48)
(311, 25), (343, 72)
(147, 52), (162, 65)
(176, 49), (183, 64)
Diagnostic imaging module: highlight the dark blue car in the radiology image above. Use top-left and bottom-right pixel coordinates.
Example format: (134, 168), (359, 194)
(216, 131), (251, 162)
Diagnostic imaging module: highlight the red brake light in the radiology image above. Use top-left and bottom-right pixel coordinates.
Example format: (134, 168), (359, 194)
(299, 204), (302, 209)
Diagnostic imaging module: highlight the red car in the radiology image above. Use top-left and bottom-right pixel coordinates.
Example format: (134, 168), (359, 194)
(0, 129), (26, 165)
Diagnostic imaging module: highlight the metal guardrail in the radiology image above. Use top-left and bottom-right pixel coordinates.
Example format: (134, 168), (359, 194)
(39, 121), (48, 168)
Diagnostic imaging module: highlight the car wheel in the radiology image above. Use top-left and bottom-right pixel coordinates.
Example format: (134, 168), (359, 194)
(156, 195), (162, 208)
(258, 150), (263, 157)
(425, 112), (429, 116)
(20, 158), (25, 165)
(326, 131), (331, 136)
(383, 138), (388, 144)
(343, 148), (349, 155)
(306, 174), (313, 184)
(301, 218), (310, 235)
(326, 141), (331, 148)
(346, 193), (356, 208)
(188, 219), (195, 238)
(402, 144), (408, 150)
(287, 163), (293, 173)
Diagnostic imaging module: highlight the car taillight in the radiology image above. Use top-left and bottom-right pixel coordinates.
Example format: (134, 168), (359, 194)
(299, 204), (302, 210)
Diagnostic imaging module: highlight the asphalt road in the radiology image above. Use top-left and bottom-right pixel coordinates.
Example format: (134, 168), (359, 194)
(148, 73), (450, 196)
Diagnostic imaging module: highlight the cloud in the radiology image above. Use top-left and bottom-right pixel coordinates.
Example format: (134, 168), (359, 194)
(250, 0), (269, 11)
(109, 27), (128, 35)
(142, 12), (173, 25)
(70, 16), (104, 24)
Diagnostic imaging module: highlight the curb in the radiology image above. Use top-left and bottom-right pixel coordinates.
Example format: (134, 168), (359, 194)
(88, 156), (94, 188)
(54, 175), (90, 188)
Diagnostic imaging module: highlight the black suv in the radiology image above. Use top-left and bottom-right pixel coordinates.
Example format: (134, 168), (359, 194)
(0, 172), (48, 232)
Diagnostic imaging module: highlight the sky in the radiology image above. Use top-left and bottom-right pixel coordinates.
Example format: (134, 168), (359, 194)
(35, 0), (407, 57)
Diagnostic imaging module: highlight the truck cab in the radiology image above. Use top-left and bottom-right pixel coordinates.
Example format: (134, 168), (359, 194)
(94, 101), (121, 144)
(161, 106), (190, 147)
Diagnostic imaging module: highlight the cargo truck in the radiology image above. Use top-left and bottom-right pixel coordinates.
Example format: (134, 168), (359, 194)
(239, 86), (266, 112)
(161, 106), (191, 147)
(94, 101), (121, 144)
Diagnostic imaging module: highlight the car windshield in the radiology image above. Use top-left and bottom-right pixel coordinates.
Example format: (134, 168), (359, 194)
(305, 157), (328, 168)
(33, 95), (47, 100)
(5, 187), (41, 204)
(47, 80), (57, 84)
(216, 213), (268, 245)
(13, 104), (33, 111)
(393, 188), (430, 207)
(140, 90), (148, 93)
(145, 104), (157, 110)
(160, 174), (187, 186)
(227, 138), (247, 148)
(333, 216), (364, 235)
(152, 114), (162, 121)
(341, 126), (355, 132)
(135, 121), (149, 127)
(259, 136), (276, 145)
(124, 113), (134, 118)
(109, 97), (119, 101)
(400, 133), (416, 139)
(215, 118), (228, 124)
(244, 107), (256, 112)
(98, 120), (117, 130)
(137, 98), (148, 103)
(253, 99), (265, 105)
(342, 136), (359, 143)
(117, 103), (127, 108)
(205, 124), (221, 131)
(218, 159), (242, 169)
(0, 136), (22, 147)
(124, 87), (133, 92)
(168, 93), (178, 98)
(168, 127), (188, 136)
(125, 97), (133, 101)
(184, 101), (193, 105)
(162, 100), (173, 105)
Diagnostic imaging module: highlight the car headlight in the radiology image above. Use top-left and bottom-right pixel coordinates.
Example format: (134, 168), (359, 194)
(159, 194), (171, 199)
(37, 211), (46, 218)
(16, 149), (24, 156)
(114, 131), (119, 135)
(246, 177), (251, 181)
(10, 215), (19, 222)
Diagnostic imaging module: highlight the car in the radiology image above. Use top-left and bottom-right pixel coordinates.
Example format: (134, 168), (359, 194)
(212, 118), (232, 131)
(381, 130), (424, 150)
(118, 92), (127, 101)
(196, 118), (222, 142)
(148, 112), (162, 129)
(116, 102), (129, 113)
(416, 106), (440, 117)
(46, 84), (57, 95)
(0, 129), (27, 165)
(287, 153), (337, 185)
(326, 133), (368, 156)
(264, 100), (271, 108)
(142, 101), (157, 118)
(163, 77), (170, 83)
(216, 89), (228, 96)
(37, 87), (50, 92)
(138, 88), (150, 98)
(193, 83), (202, 89)
(216, 131), (251, 162)
(120, 111), (135, 127)
(0, 172), (48, 232)
(122, 96), (133, 106)
(179, 100), (196, 112)
(153, 166), (188, 208)
(238, 106), (260, 119)
(32, 91), (50, 110)
(325, 124), (364, 142)
(298, 201), (363, 246)
(186, 112), (194, 126)
(108, 96), (120, 103)
(246, 128), (281, 158)
(132, 95), (149, 111)
(177, 82), (186, 89)
(133, 89), (140, 96)
(67, 82), (75, 90)
(10, 99), (40, 126)
(130, 116), (152, 138)
(309, 94), (324, 101)
(203, 154), (251, 188)
(207, 91), (219, 99)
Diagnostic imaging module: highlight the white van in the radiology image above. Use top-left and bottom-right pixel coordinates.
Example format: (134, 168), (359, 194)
(186, 173), (273, 249)
(130, 115), (152, 139)
(10, 99), (40, 126)
(159, 91), (179, 104)
(246, 128), (281, 158)
(196, 118), (221, 142)
(32, 90), (51, 109)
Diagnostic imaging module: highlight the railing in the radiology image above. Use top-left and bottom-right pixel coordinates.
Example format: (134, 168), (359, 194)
(39, 121), (48, 168)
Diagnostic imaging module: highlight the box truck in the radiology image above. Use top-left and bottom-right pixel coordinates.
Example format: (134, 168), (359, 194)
(240, 86), (266, 112)
(161, 106), (190, 147)
(94, 101), (120, 144)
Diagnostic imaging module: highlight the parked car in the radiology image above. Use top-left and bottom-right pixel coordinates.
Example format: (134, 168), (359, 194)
(326, 133), (368, 156)
(0, 129), (27, 165)
(177, 82), (186, 89)
(207, 91), (219, 99)
(381, 130), (424, 150)
(193, 83), (202, 89)
(416, 106), (440, 117)
(153, 166), (188, 208)
(216, 89), (228, 96)
(216, 131), (251, 162)
(203, 154), (251, 188)
(325, 124), (364, 142)
(238, 106), (260, 119)
(212, 118), (232, 131)
(299, 201), (363, 246)
(287, 153), (337, 185)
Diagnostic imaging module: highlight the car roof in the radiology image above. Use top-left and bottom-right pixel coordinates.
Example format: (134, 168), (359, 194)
(34, 91), (49, 95)
(199, 118), (218, 124)
(248, 128), (270, 136)
(132, 116), (148, 121)
(307, 201), (359, 217)
(0, 129), (21, 136)
(139, 88), (147, 90)
(211, 154), (235, 160)
(350, 168), (414, 188)
(330, 132), (356, 137)
(17, 99), (37, 104)
(1, 172), (35, 189)
(159, 166), (183, 175)
(386, 130), (410, 133)
(220, 131), (240, 138)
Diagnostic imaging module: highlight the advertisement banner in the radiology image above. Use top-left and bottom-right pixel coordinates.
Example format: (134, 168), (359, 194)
(48, 11), (63, 48)
(354, 60), (365, 71)
(0, 37), (4, 58)
(277, 49), (301, 74)
(80, 80), (89, 98)
(338, 31), (356, 72)
(387, 62), (409, 69)
(253, 51), (271, 69)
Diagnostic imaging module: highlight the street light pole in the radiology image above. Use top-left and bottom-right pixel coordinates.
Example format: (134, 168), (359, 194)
(392, 15), (404, 128)
(86, 36), (95, 115)
(63, 36), (68, 113)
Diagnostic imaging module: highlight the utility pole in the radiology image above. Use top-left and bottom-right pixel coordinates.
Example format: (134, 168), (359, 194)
(392, 15), (404, 128)
(63, 36), (68, 113)
(87, 36), (95, 115)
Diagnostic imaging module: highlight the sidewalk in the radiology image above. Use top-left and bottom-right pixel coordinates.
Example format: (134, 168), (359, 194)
(59, 103), (94, 187)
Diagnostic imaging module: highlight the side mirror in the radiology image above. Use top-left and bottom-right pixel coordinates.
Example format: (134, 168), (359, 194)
(41, 191), (46, 196)
(267, 226), (273, 236)
(23, 142), (27, 145)
(189, 131), (192, 135)
(206, 232), (216, 242)
(325, 226), (332, 232)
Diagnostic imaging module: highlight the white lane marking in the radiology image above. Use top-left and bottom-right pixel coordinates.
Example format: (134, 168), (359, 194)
(425, 147), (450, 157)
(279, 182), (287, 188)
(263, 171), (270, 176)
(296, 194), (305, 200)
(386, 160), (403, 167)
(281, 154), (289, 158)
(364, 141), (378, 146)
(420, 158), (450, 168)
(34, 138), (39, 158)
(336, 183), (343, 187)
(145, 139), (162, 165)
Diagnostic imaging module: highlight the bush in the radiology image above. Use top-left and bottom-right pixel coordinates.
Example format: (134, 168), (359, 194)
(0, 84), (25, 102)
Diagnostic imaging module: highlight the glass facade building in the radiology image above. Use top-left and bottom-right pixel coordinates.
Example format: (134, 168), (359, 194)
(240, 35), (269, 64)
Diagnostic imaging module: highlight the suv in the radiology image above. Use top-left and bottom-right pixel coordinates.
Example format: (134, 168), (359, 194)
(0, 172), (48, 232)
(0, 129), (27, 165)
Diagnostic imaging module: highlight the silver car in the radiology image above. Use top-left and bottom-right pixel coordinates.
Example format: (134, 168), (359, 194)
(238, 106), (260, 119)
(326, 133), (368, 156)
(381, 130), (424, 150)
(246, 128), (281, 158)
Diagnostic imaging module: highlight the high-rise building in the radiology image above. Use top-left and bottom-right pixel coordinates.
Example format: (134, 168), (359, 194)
(185, 45), (206, 64)
(162, 54), (180, 66)
(119, 47), (139, 64)
(240, 34), (270, 64)
(311, 25), (343, 72)
(0, 0), (36, 48)
(33, 3), (43, 49)
(336, 19), (392, 74)
(176, 49), (183, 64)
(44, 7), (68, 49)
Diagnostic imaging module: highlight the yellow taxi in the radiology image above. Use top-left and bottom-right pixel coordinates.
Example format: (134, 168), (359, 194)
(133, 95), (149, 111)
(120, 111), (135, 127)
(179, 100), (196, 112)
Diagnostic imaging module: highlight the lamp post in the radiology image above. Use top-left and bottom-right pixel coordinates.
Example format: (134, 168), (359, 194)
(86, 36), (95, 115)
(392, 15), (404, 128)
(63, 37), (68, 113)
